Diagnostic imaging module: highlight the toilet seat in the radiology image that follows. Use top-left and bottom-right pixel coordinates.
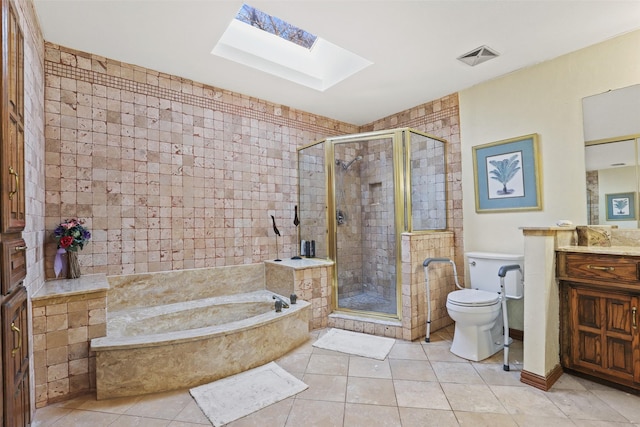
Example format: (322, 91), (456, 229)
(447, 289), (500, 307)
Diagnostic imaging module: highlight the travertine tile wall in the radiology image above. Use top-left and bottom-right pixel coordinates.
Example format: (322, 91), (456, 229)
(31, 290), (107, 408)
(43, 43), (357, 277)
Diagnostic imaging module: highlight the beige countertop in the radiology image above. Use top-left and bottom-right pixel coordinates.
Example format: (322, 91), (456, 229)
(32, 273), (109, 300)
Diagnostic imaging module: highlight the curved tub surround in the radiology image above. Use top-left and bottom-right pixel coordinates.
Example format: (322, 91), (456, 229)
(92, 265), (311, 399)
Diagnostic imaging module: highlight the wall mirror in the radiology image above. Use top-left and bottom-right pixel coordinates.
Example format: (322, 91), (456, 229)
(583, 84), (640, 228)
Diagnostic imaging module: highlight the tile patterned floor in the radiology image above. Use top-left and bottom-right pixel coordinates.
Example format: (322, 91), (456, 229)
(33, 326), (640, 426)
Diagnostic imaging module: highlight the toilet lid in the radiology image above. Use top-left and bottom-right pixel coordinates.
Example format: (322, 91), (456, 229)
(447, 289), (500, 307)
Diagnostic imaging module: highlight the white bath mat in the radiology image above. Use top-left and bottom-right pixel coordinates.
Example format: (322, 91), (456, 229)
(312, 328), (395, 360)
(189, 362), (307, 427)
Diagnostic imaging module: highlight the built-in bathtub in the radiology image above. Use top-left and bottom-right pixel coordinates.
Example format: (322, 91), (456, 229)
(91, 264), (310, 399)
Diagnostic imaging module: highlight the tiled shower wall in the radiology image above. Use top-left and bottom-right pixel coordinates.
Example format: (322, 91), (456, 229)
(360, 139), (396, 301)
(43, 43), (357, 277)
(363, 94), (463, 286)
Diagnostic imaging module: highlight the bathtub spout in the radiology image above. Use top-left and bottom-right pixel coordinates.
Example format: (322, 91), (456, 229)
(272, 295), (290, 309)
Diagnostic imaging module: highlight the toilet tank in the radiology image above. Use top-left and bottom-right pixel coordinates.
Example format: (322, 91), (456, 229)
(466, 252), (524, 298)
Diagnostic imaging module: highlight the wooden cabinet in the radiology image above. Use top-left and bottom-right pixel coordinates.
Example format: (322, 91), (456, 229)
(0, 0), (28, 425)
(558, 251), (640, 391)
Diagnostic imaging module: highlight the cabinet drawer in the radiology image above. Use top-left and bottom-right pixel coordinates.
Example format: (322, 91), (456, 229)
(560, 252), (640, 285)
(1, 237), (26, 295)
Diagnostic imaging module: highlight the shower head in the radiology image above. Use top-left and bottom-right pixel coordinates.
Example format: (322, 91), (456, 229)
(339, 155), (363, 170)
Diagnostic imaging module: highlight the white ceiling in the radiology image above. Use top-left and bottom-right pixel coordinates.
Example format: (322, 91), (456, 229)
(33, 0), (640, 126)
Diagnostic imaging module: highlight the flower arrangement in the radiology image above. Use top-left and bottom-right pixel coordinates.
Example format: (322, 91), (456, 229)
(53, 218), (91, 279)
(53, 218), (91, 252)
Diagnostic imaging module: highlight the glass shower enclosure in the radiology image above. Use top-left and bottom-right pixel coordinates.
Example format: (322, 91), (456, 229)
(298, 128), (446, 319)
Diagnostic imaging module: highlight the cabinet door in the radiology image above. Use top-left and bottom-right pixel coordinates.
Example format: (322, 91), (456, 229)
(2, 286), (30, 427)
(570, 287), (639, 384)
(604, 294), (637, 381)
(571, 287), (603, 370)
(1, 2), (25, 234)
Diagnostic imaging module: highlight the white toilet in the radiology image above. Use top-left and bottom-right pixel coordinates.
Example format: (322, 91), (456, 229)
(446, 252), (524, 361)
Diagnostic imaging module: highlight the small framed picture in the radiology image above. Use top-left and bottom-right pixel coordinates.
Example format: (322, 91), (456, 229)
(473, 134), (542, 213)
(605, 192), (636, 221)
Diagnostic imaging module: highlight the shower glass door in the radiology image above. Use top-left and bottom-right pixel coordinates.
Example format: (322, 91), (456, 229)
(333, 136), (398, 316)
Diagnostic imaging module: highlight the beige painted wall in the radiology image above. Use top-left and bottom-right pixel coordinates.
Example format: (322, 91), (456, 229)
(459, 30), (640, 329)
(460, 29), (640, 254)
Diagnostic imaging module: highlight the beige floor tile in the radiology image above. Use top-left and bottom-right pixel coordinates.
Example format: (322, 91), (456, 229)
(490, 385), (566, 417)
(510, 414), (595, 427)
(298, 373), (347, 402)
(550, 373), (589, 391)
(285, 399), (345, 427)
(548, 389), (629, 422)
(174, 399), (211, 424)
(49, 409), (120, 426)
(226, 398), (293, 427)
(472, 362), (525, 387)
(441, 383), (507, 414)
(425, 327), (454, 345)
(431, 361), (485, 384)
(77, 393), (142, 414)
(306, 353), (350, 376)
(565, 421), (638, 427)
(47, 393), (97, 409)
(167, 421), (219, 427)
(276, 351), (311, 374)
(389, 358), (437, 382)
(388, 342), (428, 360)
(398, 407), (459, 427)
(394, 380), (450, 410)
(424, 345), (468, 362)
(111, 414), (171, 426)
(348, 356), (392, 379)
(591, 389), (640, 423)
(124, 390), (194, 420)
(344, 403), (401, 426)
(454, 411), (517, 426)
(31, 406), (73, 427)
(346, 377), (397, 406)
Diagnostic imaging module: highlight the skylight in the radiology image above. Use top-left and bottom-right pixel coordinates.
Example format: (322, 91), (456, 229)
(211, 4), (372, 91)
(235, 4), (317, 50)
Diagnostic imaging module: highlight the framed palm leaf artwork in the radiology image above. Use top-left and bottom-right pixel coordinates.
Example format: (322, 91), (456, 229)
(473, 134), (542, 213)
(605, 192), (636, 221)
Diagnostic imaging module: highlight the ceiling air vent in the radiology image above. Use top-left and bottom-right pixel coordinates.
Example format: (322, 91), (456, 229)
(457, 45), (500, 66)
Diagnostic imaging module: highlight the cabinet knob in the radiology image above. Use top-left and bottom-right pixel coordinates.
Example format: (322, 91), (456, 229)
(14, 246), (27, 251)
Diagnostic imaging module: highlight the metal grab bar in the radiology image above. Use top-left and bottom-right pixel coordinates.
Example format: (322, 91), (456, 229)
(423, 257), (463, 343)
(498, 264), (523, 371)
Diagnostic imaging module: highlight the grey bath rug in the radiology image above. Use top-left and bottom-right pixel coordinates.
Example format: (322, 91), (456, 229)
(312, 328), (395, 360)
(189, 362), (307, 427)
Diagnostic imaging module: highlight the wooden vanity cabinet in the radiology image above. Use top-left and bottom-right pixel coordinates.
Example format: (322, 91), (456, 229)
(1, 0), (29, 425)
(558, 251), (640, 391)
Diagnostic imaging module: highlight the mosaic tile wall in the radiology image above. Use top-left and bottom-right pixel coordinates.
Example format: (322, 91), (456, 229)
(43, 43), (357, 277)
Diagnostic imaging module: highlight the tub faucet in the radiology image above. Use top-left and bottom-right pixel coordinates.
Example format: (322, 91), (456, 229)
(272, 295), (290, 309)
